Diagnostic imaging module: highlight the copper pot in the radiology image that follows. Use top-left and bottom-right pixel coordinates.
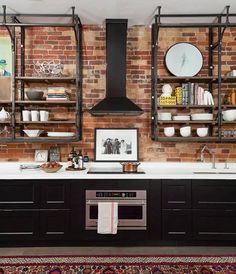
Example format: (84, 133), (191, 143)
(120, 162), (140, 173)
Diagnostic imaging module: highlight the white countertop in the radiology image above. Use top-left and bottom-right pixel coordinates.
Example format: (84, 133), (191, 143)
(0, 161), (236, 180)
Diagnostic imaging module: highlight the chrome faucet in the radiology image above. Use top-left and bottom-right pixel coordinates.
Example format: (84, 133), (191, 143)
(200, 144), (216, 169)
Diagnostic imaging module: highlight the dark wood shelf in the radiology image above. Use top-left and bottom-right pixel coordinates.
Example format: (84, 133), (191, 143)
(221, 104), (236, 109)
(221, 121), (236, 124)
(15, 100), (76, 105)
(222, 76), (236, 83)
(157, 137), (219, 142)
(15, 76), (76, 83)
(17, 121), (75, 124)
(157, 76), (218, 83)
(158, 120), (217, 124)
(0, 121), (12, 124)
(0, 101), (12, 105)
(15, 137), (79, 143)
(158, 105), (215, 109)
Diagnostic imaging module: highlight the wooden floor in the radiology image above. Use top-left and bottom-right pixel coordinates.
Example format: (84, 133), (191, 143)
(0, 246), (236, 256)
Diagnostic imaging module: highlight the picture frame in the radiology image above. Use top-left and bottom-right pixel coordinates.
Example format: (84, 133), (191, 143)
(94, 128), (139, 162)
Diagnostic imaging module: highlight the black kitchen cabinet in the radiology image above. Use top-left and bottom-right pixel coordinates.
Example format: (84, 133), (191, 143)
(162, 180), (192, 240)
(162, 209), (192, 240)
(192, 179), (236, 240)
(0, 180), (71, 243)
(0, 211), (39, 241)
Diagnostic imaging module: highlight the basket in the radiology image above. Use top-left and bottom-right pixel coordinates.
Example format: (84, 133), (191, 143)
(40, 165), (62, 173)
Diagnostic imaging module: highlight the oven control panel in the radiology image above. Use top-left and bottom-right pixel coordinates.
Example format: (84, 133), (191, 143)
(96, 192), (136, 198)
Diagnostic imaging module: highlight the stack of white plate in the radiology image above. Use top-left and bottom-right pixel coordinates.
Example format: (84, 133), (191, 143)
(47, 132), (75, 137)
(191, 113), (213, 121)
(173, 115), (190, 121)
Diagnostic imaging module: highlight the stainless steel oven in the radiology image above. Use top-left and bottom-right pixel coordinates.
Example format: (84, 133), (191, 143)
(85, 190), (146, 230)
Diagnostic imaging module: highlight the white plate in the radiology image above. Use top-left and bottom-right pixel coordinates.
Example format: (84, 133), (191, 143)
(173, 115), (190, 121)
(47, 132), (75, 137)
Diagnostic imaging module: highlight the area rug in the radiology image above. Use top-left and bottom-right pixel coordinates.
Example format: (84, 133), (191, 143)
(0, 255), (236, 273)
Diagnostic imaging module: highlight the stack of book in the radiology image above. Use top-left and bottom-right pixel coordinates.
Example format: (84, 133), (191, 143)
(46, 87), (69, 101)
(174, 83), (214, 106)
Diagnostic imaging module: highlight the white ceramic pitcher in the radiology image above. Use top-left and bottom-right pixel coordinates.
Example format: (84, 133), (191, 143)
(0, 107), (10, 121)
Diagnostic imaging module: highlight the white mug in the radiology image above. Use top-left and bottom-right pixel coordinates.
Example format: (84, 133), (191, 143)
(40, 110), (49, 121)
(22, 110), (31, 121)
(31, 110), (39, 121)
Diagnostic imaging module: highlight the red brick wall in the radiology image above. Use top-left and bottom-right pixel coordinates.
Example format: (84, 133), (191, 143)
(0, 25), (236, 162)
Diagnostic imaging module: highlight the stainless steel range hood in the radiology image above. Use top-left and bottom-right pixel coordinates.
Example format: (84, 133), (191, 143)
(89, 19), (144, 116)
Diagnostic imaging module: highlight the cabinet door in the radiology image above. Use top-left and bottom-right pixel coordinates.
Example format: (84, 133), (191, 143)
(40, 181), (70, 209)
(162, 180), (191, 209)
(0, 181), (39, 209)
(39, 210), (70, 240)
(193, 210), (236, 240)
(0, 211), (39, 241)
(192, 180), (236, 209)
(162, 209), (192, 240)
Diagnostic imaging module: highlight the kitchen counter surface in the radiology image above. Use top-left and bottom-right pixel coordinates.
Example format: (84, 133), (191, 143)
(0, 161), (236, 180)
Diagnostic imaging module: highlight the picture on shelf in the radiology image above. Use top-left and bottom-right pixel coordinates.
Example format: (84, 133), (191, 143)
(94, 128), (139, 162)
(0, 37), (12, 101)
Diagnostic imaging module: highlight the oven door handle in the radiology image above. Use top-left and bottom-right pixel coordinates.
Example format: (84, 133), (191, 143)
(86, 200), (146, 205)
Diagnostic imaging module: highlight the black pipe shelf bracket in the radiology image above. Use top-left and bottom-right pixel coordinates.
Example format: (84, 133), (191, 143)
(151, 6), (235, 142)
(0, 6), (83, 143)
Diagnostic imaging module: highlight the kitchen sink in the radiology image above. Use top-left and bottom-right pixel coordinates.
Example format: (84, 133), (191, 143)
(193, 171), (236, 174)
(193, 171), (217, 174)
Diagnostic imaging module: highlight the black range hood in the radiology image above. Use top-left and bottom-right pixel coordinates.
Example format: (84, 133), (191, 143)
(89, 19), (143, 116)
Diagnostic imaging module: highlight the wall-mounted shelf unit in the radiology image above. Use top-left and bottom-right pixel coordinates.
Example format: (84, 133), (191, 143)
(151, 6), (236, 142)
(0, 6), (82, 143)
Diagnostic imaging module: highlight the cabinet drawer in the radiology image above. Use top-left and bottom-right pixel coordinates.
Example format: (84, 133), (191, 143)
(192, 180), (236, 209)
(193, 210), (236, 240)
(0, 181), (39, 209)
(39, 210), (70, 240)
(0, 211), (39, 241)
(40, 182), (70, 209)
(162, 180), (191, 209)
(162, 209), (192, 240)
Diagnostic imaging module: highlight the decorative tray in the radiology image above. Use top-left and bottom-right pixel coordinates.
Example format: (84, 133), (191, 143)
(66, 167), (86, 171)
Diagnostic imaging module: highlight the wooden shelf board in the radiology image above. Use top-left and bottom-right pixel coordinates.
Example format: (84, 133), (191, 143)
(158, 105), (215, 108)
(15, 137), (79, 143)
(157, 76), (217, 83)
(17, 121), (75, 124)
(15, 100), (76, 105)
(15, 76), (76, 83)
(221, 105), (236, 108)
(158, 120), (217, 124)
(157, 137), (219, 142)
(222, 76), (236, 83)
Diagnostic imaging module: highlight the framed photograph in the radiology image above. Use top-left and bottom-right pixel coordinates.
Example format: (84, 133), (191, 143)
(95, 128), (139, 162)
(0, 37), (12, 101)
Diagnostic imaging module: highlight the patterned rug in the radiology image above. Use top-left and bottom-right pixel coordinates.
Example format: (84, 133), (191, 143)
(0, 255), (236, 273)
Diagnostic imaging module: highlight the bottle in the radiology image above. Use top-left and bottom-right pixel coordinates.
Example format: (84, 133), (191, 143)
(83, 151), (89, 162)
(78, 149), (84, 170)
(68, 147), (76, 168)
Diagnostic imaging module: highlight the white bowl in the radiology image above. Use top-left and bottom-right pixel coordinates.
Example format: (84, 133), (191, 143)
(180, 126), (191, 137)
(222, 109), (236, 122)
(164, 127), (175, 137)
(191, 113), (213, 121)
(196, 127), (208, 137)
(23, 129), (43, 137)
(158, 112), (172, 121)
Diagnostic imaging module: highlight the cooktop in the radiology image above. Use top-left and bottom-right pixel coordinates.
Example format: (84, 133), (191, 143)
(87, 167), (145, 174)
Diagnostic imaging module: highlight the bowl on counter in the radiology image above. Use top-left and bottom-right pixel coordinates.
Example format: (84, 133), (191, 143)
(196, 127), (208, 137)
(164, 127), (175, 137)
(26, 91), (44, 101)
(40, 161), (62, 173)
(222, 109), (236, 121)
(23, 129), (43, 137)
(180, 126), (191, 137)
(191, 113), (213, 121)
